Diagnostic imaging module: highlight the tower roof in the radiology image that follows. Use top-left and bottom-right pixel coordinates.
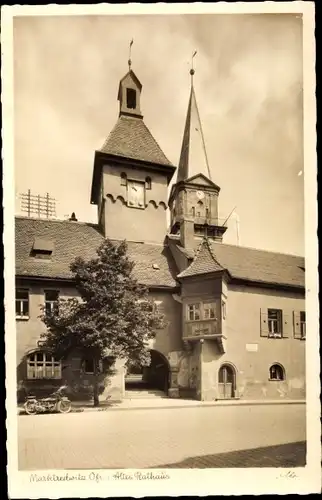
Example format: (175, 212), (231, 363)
(177, 237), (226, 279)
(176, 79), (212, 183)
(99, 115), (172, 167)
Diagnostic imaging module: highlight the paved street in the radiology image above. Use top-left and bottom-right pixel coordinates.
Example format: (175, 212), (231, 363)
(18, 404), (306, 470)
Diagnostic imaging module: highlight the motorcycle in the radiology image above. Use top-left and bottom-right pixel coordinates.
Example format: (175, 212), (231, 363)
(24, 385), (72, 415)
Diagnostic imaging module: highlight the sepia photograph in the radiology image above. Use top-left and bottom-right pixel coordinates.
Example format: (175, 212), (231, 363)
(2, 2), (319, 498)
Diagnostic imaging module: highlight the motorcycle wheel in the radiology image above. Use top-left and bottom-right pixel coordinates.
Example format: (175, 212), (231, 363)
(24, 400), (37, 415)
(57, 399), (72, 414)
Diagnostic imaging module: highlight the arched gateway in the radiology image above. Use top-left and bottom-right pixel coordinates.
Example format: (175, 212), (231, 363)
(125, 350), (170, 397)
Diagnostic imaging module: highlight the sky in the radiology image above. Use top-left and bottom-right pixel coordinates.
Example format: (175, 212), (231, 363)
(13, 13), (304, 255)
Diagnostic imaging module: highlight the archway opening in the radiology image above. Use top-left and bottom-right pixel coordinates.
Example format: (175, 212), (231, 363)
(125, 350), (169, 396)
(218, 364), (236, 399)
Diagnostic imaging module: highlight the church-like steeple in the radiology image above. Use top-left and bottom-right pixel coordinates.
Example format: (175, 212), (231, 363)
(177, 67), (212, 182)
(90, 47), (176, 244)
(168, 57), (227, 249)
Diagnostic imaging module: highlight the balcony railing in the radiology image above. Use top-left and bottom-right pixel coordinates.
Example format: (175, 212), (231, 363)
(183, 319), (221, 340)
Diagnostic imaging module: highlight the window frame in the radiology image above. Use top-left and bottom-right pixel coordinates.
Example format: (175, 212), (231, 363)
(44, 290), (60, 316)
(186, 301), (218, 322)
(267, 308), (283, 337)
(15, 288), (30, 319)
(27, 351), (62, 380)
(300, 311), (306, 338)
(269, 363), (285, 381)
(145, 177), (152, 190)
(203, 302), (216, 320)
(120, 172), (127, 186)
(222, 301), (227, 320)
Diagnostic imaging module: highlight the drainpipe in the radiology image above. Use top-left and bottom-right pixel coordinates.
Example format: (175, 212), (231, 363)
(199, 338), (204, 401)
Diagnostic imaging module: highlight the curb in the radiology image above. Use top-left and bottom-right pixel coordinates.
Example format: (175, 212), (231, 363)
(18, 399), (305, 415)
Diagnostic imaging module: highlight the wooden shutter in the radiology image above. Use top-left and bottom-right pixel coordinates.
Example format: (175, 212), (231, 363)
(293, 311), (302, 339)
(282, 313), (290, 338)
(260, 309), (268, 337)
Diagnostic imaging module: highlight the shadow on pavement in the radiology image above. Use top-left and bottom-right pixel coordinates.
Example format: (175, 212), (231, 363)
(152, 442), (306, 468)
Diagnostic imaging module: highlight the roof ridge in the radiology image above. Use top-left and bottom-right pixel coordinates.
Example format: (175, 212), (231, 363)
(15, 215), (99, 227)
(213, 241), (304, 259)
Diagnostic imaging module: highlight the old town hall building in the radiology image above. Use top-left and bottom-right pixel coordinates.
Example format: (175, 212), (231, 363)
(15, 64), (306, 403)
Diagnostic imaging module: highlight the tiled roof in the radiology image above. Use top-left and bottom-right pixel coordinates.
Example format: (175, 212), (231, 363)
(177, 238), (225, 278)
(15, 217), (177, 288)
(168, 235), (305, 289)
(100, 115), (172, 167)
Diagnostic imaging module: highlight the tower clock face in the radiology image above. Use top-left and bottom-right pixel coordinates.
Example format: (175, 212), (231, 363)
(196, 190), (205, 200)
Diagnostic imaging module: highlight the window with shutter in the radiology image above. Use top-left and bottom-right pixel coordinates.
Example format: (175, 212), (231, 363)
(267, 309), (283, 338)
(293, 311), (306, 339)
(282, 313), (290, 338)
(260, 309), (269, 337)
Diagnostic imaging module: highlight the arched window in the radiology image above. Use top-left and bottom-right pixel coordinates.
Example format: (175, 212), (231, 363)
(145, 177), (152, 190)
(120, 172), (127, 186)
(191, 206), (195, 217)
(27, 351), (62, 380)
(269, 364), (285, 381)
(197, 200), (203, 217)
(126, 88), (136, 109)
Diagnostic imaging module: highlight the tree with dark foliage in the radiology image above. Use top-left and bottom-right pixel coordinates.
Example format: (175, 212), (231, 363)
(40, 239), (165, 406)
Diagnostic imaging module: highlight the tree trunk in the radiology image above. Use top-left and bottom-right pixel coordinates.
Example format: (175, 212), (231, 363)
(93, 358), (99, 407)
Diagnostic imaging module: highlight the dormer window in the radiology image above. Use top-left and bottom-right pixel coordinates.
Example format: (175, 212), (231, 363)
(30, 238), (54, 259)
(121, 172), (127, 186)
(145, 177), (152, 190)
(126, 88), (136, 109)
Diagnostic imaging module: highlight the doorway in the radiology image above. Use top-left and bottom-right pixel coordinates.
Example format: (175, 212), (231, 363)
(218, 364), (236, 399)
(125, 350), (170, 396)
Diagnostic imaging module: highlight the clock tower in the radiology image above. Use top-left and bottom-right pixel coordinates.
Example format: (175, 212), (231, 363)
(168, 69), (227, 249)
(90, 66), (176, 243)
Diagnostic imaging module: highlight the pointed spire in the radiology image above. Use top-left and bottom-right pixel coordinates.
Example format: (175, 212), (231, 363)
(177, 54), (212, 183)
(177, 237), (225, 278)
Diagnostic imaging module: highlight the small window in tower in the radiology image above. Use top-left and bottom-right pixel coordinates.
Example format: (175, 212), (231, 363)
(126, 88), (136, 109)
(191, 207), (195, 217)
(121, 173), (127, 186)
(145, 177), (152, 190)
(206, 208), (209, 218)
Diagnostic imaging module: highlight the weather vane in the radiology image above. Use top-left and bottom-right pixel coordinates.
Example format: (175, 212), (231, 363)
(128, 38), (134, 70)
(190, 50), (197, 78)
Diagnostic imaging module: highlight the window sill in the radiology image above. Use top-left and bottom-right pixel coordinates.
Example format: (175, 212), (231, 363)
(267, 335), (283, 339)
(268, 379), (285, 382)
(16, 316), (30, 321)
(27, 378), (62, 381)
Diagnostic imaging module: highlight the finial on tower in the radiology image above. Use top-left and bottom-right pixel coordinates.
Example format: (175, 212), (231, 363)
(190, 50), (197, 81)
(128, 38), (134, 70)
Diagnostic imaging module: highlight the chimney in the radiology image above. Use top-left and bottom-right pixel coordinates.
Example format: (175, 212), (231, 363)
(180, 218), (195, 250)
(69, 212), (78, 222)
